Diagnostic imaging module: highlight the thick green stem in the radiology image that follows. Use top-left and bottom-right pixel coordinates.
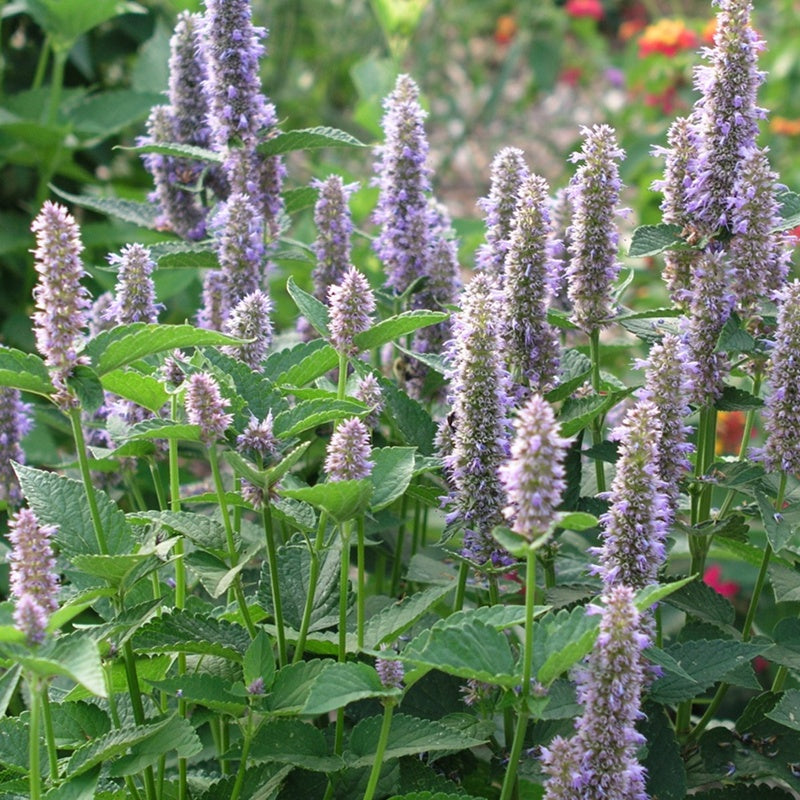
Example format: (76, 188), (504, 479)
(589, 328), (606, 494)
(230, 711), (254, 800)
(357, 515), (366, 652)
(454, 561), (469, 613)
(31, 36), (51, 90)
(294, 512), (329, 663)
(263, 502), (287, 667)
(337, 352), (348, 400)
(41, 687), (59, 782)
(46, 46), (67, 125)
(28, 677), (42, 800)
(69, 408), (109, 555)
(122, 641), (158, 800)
(362, 701), (395, 800)
(338, 523), (352, 664)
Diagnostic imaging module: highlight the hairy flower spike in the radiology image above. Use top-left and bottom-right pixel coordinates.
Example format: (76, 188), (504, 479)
(503, 174), (561, 394)
(197, 269), (230, 331)
(443, 273), (512, 566)
(222, 290), (273, 369)
(31, 201), (92, 403)
(372, 74), (434, 295)
(547, 187), (573, 308)
(542, 585), (649, 800)
(0, 388), (33, 507)
(592, 401), (670, 589)
(476, 147), (529, 282)
(7, 507), (60, 645)
(763, 281), (800, 475)
(107, 244), (160, 324)
(324, 417), (373, 481)
(237, 412), (277, 460)
(354, 373), (384, 429)
(222, 146), (285, 236)
(328, 266), (376, 355)
(500, 394), (568, 541)
(312, 176), (357, 300)
(376, 654), (404, 689)
(685, 0), (766, 232)
(566, 125), (625, 332)
(185, 372), (233, 444)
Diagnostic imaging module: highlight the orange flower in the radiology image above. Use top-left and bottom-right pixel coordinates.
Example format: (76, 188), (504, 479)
(494, 14), (517, 45)
(702, 17), (717, 45)
(715, 410), (749, 456)
(619, 19), (646, 41)
(771, 116), (800, 136)
(565, 0), (604, 22)
(638, 18), (699, 57)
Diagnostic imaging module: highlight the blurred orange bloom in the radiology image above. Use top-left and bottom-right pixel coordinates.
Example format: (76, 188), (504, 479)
(715, 410), (749, 456)
(771, 116), (800, 136)
(494, 14), (517, 45)
(619, 19), (646, 41)
(702, 18), (717, 44)
(639, 18), (699, 57)
(565, 0), (604, 21)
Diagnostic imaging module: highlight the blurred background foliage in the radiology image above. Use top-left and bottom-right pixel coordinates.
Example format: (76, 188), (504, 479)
(1, 0), (799, 350)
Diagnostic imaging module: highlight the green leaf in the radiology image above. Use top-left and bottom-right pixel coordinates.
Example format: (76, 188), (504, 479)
(69, 90), (162, 138)
(85, 323), (241, 375)
(716, 385), (764, 411)
(133, 610), (251, 662)
(777, 190), (800, 230)
(302, 662), (400, 715)
(281, 343), (339, 387)
(43, 766), (101, 799)
(185, 548), (255, 599)
(546, 348), (591, 403)
(47, 702), (111, 749)
(121, 141), (222, 163)
(557, 511), (599, 532)
(634, 575), (697, 611)
(70, 552), (167, 589)
(286, 276), (330, 337)
(641, 703), (687, 800)
(14, 463), (132, 556)
(257, 126), (366, 156)
(280, 479), (373, 523)
(765, 618), (800, 671)
(267, 660), (331, 714)
(766, 689), (800, 732)
(377, 374), (437, 455)
(628, 223), (685, 257)
(0, 716), (38, 774)
(769, 560), (800, 603)
(715, 314), (757, 354)
(264, 441), (312, 488)
(123, 419), (202, 443)
(151, 241), (219, 269)
(400, 619), (517, 687)
(533, 605), (600, 685)
(101, 369), (169, 412)
(243, 630), (276, 691)
(559, 389), (633, 438)
(0, 665), (21, 719)
(25, 0), (144, 43)
(490, 526), (530, 558)
(148, 674), (248, 716)
(369, 447), (416, 511)
(347, 714), (488, 769)
(284, 186), (318, 215)
(0, 346), (53, 396)
(363, 585), (455, 649)
(664, 579), (738, 636)
(51, 186), (160, 229)
(354, 310), (449, 352)
(127, 510), (228, 552)
(246, 719), (343, 772)
(272, 398), (367, 439)
(757, 490), (794, 553)
(109, 714), (201, 776)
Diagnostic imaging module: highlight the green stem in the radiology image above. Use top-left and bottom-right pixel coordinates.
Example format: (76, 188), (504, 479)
(230, 711), (254, 800)
(589, 328), (606, 494)
(390, 495), (408, 596)
(357, 515), (366, 652)
(46, 46), (67, 125)
(122, 642), (158, 800)
(41, 686), (58, 782)
(362, 701), (395, 800)
(499, 549), (537, 800)
(263, 502), (287, 667)
(28, 677), (42, 800)
(31, 36), (51, 90)
(149, 458), (167, 511)
(69, 408), (109, 555)
(294, 511), (329, 663)
(337, 352), (348, 400)
(454, 561), (469, 613)
(333, 522), (352, 756)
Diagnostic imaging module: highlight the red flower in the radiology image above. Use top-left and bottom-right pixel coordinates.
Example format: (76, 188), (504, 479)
(703, 564), (739, 599)
(638, 18), (698, 58)
(565, 0), (604, 22)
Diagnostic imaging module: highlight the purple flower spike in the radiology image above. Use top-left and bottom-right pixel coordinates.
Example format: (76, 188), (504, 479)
(354, 373), (384, 429)
(312, 176), (358, 301)
(107, 244), (161, 325)
(500, 394), (568, 541)
(763, 281), (800, 476)
(476, 147), (529, 282)
(376, 655), (404, 689)
(237, 411), (277, 460)
(442, 273), (512, 566)
(31, 201), (92, 404)
(542, 585), (650, 800)
(328, 266), (376, 355)
(8, 507), (60, 645)
(324, 417), (373, 482)
(185, 372), (233, 445)
(592, 401), (670, 590)
(566, 125), (625, 332)
(222, 290), (273, 370)
(197, 269), (230, 331)
(0, 388), (33, 507)
(685, 0), (766, 233)
(504, 173), (561, 394)
(547, 187), (573, 309)
(372, 74), (434, 295)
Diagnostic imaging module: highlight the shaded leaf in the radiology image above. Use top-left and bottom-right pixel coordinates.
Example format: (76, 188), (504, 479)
(257, 126), (366, 156)
(0, 346), (53, 396)
(302, 662), (400, 715)
(628, 223), (685, 257)
(247, 719), (343, 772)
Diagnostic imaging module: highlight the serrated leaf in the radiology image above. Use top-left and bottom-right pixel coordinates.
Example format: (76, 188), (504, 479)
(378, 374), (437, 455)
(85, 323), (241, 375)
(664, 579), (738, 635)
(52, 186), (160, 228)
(128, 510), (228, 552)
(284, 186), (318, 215)
(246, 719), (343, 772)
(280, 480), (373, 522)
(545, 348), (592, 403)
(263, 338), (330, 382)
(24, 0), (145, 44)
(122, 141), (222, 163)
(185, 547), (256, 599)
(48, 701), (111, 749)
(715, 314), (757, 354)
(272, 398), (366, 439)
(257, 126), (366, 156)
(559, 389), (633, 438)
(769, 560), (800, 603)
(267, 660), (331, 714)
(354, 310), (449, 352)
(109, 715), (201, 777)
(70, 552), (165, 588)
(101, 369), (169, 412)
(0, 716), (38, 773)
(757, 490), (794, 553)
(765, 618), (800, 671)
(628, 223), (685, 257)
(69, 90), (161, 138)
(133, 610), (251, 662)
(286, 276), (330, 337)
(271, 496), (317, 532)
(641, 703), (687, 800)
(347, 714), (488, 769)
(533, 605), (600, 685)
(766, 689), (800, 732)
(363, 585), (454, 648)
(0, 346), (53, 396)
(490, 526), (529, 558)
(281, 343), (339, 386)
(264, 441), (312, 488)
(243, 630), (276, 690)
(777, 190), (800, 230)
(123, 419), (202, 442)
(302, 662), (399, 714)
(715, 385), (764, 412)
(369, 447), (416, 511)
(148, 674), (248, 715)
(634, 575), (697, 611)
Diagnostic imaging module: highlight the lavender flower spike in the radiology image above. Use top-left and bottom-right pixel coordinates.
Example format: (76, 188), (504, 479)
(107, 243), (160, 324)
(500, 394), (568, 541)
(685, 0), (766, 233)
(763, 281), (800, 476)
(0, 388), (33, 507)
(503, 173), (561, 394)
(222, 290), (274, 370)
(542, 585), (649, 800)
(31, 201), (92, 404)
(312, 176), (358, 301)
(324, 417), (373, 482)
(566, 124), (625, 332)
(372, 74), (433, 295)
(442, 273), (512, 566)
(197, 269), (230, 331)
(237, 411), (277, 460)
(354, 373), (384, 429)
(328, 266), (377, 355)
(185, 372), (233, 445)
(8, 507), (60, 645)
(592, 400), (670, 590)
(476, 147), (529, 282)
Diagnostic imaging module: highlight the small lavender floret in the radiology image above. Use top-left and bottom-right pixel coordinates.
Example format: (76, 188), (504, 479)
(197, 269), (230, 331)
(7, 507), (60, 645)
(372, 74), (433, 295)
(247, 677), (265, 695)
(222, 290), (273, 370)
(763, 281), (800, 475)
(89, 292), (115, 337)
(476, 147), (529, 282)
(504, 173), (561, 394)
(31, 201), (92, 403)
(185, 372), (233, 445)
(106, 244), (161, 325)
(354, 373), (384, 429)
(222, 145), (285, 236)
(0, 388), (33, 507)
(592, 401), (670, 590)
(375, 654), (404, 689)
(237, 412), (277, 460)
(328, 266), (376, 355)
(566, 125), (625, 332)
(500, 394), (568, 541)
(541, 585), (649, 800)
(324, 417), (373, 482)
